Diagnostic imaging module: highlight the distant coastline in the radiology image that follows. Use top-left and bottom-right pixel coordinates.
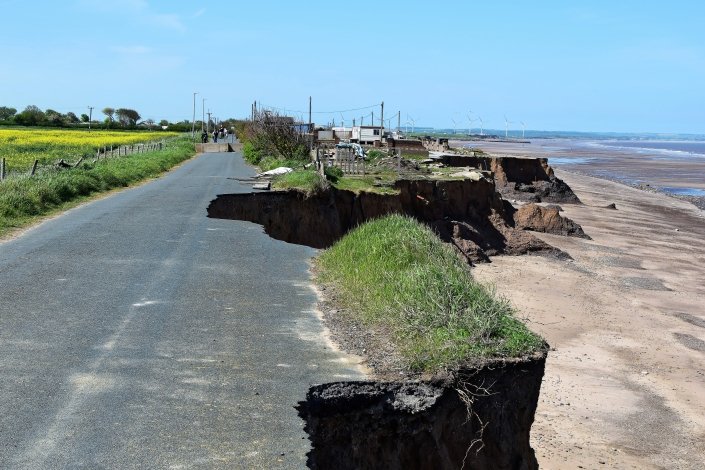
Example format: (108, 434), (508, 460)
(452, 138), (705, 211)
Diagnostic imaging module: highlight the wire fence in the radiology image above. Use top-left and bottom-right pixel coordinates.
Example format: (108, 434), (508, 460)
(0, 140), (167, 182)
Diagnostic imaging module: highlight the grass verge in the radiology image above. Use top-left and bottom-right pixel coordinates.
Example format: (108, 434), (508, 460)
(0, 135), (195, 237)
(315, 214), (545, 373)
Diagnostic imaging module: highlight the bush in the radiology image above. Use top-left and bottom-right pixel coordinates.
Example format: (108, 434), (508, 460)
(242, 141), (263, 165)
(324, 165), (343, 183)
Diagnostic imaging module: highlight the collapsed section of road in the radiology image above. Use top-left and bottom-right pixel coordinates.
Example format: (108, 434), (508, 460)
(207, 169), (586, 468)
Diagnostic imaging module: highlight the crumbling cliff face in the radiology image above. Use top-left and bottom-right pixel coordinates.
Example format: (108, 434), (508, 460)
(208, 176), (563, 468)
(435, 155), (581, 204)
(207, 178), (585, 263)
(297, 355), (546, 470)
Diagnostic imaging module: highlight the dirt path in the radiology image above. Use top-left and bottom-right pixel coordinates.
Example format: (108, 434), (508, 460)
(473, 170), (705, 469)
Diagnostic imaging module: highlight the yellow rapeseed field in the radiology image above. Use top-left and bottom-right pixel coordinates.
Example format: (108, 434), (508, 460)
(0, 128), (179, 172)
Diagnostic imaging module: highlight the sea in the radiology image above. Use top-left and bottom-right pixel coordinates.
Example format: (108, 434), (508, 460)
(458, 133), (705, 209)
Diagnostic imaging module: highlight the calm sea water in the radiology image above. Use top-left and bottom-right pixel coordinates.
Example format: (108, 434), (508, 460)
(593, 140), (705, 159)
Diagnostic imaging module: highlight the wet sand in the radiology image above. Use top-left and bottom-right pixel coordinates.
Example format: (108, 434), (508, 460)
(473, 170), (705, 469)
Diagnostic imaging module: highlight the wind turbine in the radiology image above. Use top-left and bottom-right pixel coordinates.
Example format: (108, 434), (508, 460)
(340, 113), (345, 129)
(407, 114), (415, 134)
(520, 121), (526, 139)
(504, 115), (513, 139)
(477, 116), (484, 136)
(467, 114), (476, 135)
(451, 118), (458, 135)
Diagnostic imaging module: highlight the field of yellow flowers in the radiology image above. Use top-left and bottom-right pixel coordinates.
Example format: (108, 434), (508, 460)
(0, 128), (179, 172)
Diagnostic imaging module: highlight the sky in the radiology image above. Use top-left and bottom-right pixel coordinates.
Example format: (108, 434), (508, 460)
(1, 0), (704, 134)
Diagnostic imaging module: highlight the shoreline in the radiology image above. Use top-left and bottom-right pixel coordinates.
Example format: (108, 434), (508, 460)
(450, 138), (705, 211)
(472, 168), (705, 469)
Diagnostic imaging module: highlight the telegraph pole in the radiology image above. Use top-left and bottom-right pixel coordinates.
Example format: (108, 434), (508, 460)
(202, 98), (206, 131)
(191, 92), (198, 139)
(380, 101), (384, 137)
(397, 111), (400, 134)
(308, 96), (313, 150)
(207, 111), (212, 134)
(87, 106), (93, 132)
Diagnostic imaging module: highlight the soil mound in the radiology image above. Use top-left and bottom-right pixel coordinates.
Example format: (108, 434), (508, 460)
(513, 203), (591, 239)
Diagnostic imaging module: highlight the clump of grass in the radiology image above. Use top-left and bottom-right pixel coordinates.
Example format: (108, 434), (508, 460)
(0, 136), (194, 236)
(333, 175), (399, 195)
(315, 214), (545, 372)
(271, 169), (329, 195)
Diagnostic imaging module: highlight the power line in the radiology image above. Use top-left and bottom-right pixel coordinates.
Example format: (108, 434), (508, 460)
(259, 103), (380, 115)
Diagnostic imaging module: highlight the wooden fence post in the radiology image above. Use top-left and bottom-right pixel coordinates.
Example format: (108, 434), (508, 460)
(30, 160), (39, 176)
(1, 157), (5, 180)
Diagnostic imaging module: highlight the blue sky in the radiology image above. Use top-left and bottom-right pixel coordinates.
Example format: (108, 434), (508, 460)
(1, 0), (704, 134)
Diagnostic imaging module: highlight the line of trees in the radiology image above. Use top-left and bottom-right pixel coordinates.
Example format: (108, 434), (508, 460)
(0, 104), (162, 130)
(0, 104), (244, 133)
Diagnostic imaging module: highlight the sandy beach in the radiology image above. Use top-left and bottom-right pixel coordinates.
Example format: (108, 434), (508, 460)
(472, 168), (705, 469)
(453, 139), (705, 211)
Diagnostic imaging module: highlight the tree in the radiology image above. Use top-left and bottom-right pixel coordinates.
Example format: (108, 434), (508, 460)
(44, 109), (65, 126)
(80, 113), (90, 122)
(115, 108), (141, 126)
(66, 112), (80, 123)
(159, 119), (169, 127)
(102, 107), (115, 127)
(0, 106), (17, 121)
(14, 105), (46, 126)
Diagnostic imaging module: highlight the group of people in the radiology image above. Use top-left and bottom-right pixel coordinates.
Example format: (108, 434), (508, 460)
(201, 126), (228, 143)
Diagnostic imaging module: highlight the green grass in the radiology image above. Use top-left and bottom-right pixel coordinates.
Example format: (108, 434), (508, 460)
(315, 215), (545, 372)
(0, 136), (195, 236)
(271, 169), (328, 195)
(333, 175), (399, 195)
(258, 156), (308, 172)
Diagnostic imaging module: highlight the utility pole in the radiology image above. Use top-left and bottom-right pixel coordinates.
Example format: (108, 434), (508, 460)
(397, 111), (400, 134)
(87, 106), (93, 132)
(308, 96), (313, 150)
(380, 101), (384, 138)
(202, 98), (206, 131)
(207, 111), (212, 134)
(191, 92), (198, 140)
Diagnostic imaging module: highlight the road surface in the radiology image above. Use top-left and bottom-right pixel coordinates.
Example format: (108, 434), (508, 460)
(0, 150), (364, 469)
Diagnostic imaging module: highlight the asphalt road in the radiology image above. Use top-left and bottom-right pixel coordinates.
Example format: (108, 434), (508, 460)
(0, 150), (364, 469)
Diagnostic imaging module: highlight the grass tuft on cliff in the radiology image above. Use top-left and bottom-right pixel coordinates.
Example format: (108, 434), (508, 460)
(315, 214), (545, 372)
(271, 169), (329, 195)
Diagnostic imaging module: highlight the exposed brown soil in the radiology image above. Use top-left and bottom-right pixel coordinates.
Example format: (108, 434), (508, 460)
(208, 178), (585, 265)
(433, 152), (582, 204)
(297, 356), (546, 470)
(472, 169), (705, 469)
